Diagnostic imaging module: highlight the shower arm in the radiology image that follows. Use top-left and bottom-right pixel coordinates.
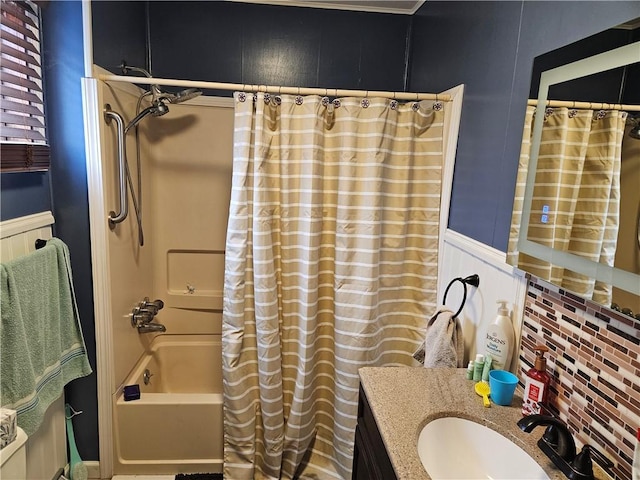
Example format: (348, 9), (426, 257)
(120, 62), (167, 102)
(104, 105), (128, 226)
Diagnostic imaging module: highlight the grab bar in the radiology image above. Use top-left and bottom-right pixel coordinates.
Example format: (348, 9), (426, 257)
(103, 104), (128, 227)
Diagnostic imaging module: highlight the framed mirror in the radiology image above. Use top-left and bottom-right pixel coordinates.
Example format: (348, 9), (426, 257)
(508, 19), (640, 317)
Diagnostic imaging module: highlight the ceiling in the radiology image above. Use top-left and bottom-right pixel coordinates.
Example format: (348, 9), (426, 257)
(228, 0), (426, 15)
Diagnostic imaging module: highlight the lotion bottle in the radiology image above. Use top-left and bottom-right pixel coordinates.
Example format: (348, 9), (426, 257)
(485, 300), (515, 371)
(522, 345), (551, 416)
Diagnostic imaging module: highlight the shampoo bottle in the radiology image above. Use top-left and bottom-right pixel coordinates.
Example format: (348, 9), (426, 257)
(522, 345), (551, 416)
(485, 300), (515, 371)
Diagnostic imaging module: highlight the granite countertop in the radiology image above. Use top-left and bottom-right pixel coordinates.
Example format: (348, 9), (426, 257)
(358, 367), (611, 480)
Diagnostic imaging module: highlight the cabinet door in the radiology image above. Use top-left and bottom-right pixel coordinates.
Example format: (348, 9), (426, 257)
(352, 386), (398, 480)
(353, 419), (384, 480)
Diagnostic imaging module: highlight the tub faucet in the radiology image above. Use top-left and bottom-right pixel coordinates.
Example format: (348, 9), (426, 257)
(137, 322), (166, 334)
(130, 304), (166, 333)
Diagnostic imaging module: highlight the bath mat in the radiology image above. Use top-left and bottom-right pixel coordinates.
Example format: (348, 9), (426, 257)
(175, 474), (223, 480)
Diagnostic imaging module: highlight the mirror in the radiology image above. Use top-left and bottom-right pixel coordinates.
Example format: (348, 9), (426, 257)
(509, 19), (640, 317)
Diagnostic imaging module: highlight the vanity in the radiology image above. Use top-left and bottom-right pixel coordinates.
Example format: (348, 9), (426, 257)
(354, 367), (611, 480)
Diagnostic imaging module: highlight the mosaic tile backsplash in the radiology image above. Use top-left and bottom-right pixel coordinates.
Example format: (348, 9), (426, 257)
(519, 277), (640, 480)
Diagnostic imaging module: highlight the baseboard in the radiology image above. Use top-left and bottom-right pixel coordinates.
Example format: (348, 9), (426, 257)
(85, 461), (101, 479)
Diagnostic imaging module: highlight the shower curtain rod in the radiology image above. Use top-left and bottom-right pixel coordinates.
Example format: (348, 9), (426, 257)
(527, 98), (640, 112)
(98, 73), (452, 102)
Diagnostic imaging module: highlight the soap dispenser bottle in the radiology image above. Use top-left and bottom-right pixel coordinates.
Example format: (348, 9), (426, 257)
(484, 300), (515, 371)
(522, 345), (551, 416)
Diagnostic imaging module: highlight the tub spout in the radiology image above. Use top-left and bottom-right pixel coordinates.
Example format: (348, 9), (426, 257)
(137, 322), (166, 334)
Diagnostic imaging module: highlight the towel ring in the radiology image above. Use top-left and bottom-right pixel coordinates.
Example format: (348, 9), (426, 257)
(442, 274), (480, 319)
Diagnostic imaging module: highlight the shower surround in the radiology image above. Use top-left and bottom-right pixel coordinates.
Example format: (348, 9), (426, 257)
(87, 68), (234, 475)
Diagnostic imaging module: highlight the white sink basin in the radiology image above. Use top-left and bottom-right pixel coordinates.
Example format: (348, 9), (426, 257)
(417, 417), (550, 479)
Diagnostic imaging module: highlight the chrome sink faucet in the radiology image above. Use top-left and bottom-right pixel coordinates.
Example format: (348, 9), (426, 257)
(517, 414), (613, 480)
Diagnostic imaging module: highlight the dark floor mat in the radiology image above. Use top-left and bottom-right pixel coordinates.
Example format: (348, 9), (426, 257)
(175, 474), (223, 480)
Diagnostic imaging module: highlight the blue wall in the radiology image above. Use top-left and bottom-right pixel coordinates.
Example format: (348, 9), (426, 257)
(0, 172), (52, 219)
(41, 0), (99, 462)
(91, 0), (147, 74)
(147, 1), (411, 94)
(409, 1), (640, 251)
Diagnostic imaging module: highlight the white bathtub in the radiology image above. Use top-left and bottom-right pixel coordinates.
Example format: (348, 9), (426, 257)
(114, 334), (223, 475)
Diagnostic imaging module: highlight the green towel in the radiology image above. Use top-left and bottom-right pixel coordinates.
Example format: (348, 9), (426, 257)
(0, 238), (92, 435)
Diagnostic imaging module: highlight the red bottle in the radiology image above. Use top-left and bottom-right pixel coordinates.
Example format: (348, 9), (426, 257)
(522, 345), (551, 416)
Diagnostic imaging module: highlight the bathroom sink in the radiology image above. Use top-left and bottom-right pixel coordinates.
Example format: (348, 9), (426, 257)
(417, 417), (550, 479)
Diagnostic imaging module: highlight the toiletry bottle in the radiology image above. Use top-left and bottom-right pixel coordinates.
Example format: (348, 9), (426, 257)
(481, 354), (492, 382)
(473, 354), (484, 382)
(485, 300), (515, 371)
(633, 427), (639, 480)
(522, 345), (551, 416)
(466, 361), (474, 380)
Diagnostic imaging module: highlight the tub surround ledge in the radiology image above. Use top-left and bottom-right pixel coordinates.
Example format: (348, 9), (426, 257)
(358, 367), (611, 480)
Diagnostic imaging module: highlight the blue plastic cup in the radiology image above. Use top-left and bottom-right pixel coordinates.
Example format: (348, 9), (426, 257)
(489, 369), (519, 406)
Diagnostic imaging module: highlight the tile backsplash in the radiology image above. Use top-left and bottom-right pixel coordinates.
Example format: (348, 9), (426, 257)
(519, 276), (640, 480)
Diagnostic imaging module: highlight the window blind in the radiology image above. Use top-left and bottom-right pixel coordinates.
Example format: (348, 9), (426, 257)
(1, 0), (49, 172)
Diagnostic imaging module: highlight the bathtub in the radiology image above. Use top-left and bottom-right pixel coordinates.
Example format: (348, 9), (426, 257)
(114, 334), (223, 475)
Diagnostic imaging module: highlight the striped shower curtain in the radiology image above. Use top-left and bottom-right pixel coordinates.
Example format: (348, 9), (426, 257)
(223, 92), (445, 479)
(508, 106), (626, 305)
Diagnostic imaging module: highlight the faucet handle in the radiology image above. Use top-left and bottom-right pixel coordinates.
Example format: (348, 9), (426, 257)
(571, 446), (593, 478)
(141, 297), (164, 314)
(581, 445), (613, 471)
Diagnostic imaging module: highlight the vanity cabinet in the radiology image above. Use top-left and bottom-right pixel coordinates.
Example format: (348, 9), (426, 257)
(352, 385), (398, 480)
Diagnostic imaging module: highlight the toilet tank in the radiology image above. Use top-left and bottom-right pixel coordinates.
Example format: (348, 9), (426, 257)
(0, 427), (28, 480)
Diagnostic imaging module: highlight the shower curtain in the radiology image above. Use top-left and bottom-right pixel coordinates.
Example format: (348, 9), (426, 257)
(508, 105), (626, 305)
(223, 92), (445, 479)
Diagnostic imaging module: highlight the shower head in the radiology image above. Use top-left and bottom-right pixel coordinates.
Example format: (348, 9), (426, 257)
(124, 100), (169, 134)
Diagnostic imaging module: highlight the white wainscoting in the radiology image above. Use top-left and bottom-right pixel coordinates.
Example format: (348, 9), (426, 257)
(436, 229), (528, 372)
(0, 211), (69, 480)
